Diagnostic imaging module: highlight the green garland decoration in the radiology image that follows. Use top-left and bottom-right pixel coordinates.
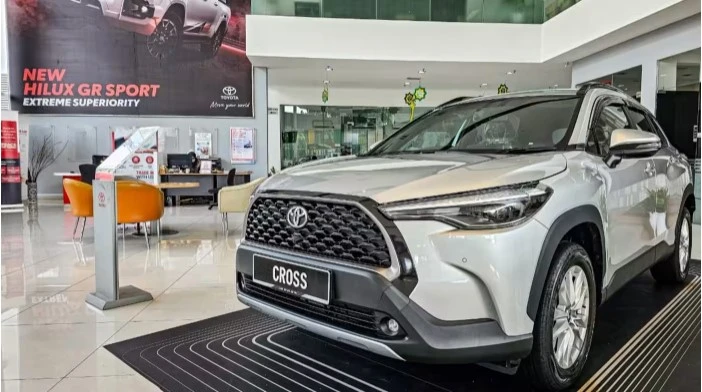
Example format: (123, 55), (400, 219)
(404, 87), (427, 122)
(322, 85), (329, 103)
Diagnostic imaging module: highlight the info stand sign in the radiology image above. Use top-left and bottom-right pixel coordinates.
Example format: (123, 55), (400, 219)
(85, 127), (158, 310)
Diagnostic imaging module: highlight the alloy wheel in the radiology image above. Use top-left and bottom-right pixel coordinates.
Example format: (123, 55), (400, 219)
(679, 218), (690, 273)
(147, 19), (178, 59)
(552, 265), (590, 369)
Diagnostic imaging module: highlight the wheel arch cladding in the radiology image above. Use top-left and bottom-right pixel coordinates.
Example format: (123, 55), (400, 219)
(683, 184), (695, 214)
(166, 2), (185, 19)
(527, 205), (605, 321)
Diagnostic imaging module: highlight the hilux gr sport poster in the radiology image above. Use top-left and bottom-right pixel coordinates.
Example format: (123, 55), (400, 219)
(7, 0), (253, 117)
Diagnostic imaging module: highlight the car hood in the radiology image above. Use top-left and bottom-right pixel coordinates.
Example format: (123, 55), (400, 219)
(261, 152), (567, 204)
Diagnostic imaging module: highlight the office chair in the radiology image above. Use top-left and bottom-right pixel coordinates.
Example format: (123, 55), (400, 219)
(208, 168), (236, 210)
(78, 164), (97, 184)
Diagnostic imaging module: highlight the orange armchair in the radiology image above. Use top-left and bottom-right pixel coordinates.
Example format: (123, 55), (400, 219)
(116, 181), (165, 248)
(63, 179), (94, 242)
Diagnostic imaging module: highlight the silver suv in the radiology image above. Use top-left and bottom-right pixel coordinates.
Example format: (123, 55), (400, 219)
(235, 84), (694, 391)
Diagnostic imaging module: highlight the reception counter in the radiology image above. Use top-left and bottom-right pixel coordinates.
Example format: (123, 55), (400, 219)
(159, 171), (252, 205)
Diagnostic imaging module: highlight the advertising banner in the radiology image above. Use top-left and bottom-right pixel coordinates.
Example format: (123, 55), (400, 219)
(230, 127), (255, 163)
(1, 116), (22, 205)
(116, 152), (159, 185)
(7, 0), (252, 117)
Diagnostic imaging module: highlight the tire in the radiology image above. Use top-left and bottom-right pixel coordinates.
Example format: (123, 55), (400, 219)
(650, 208), (691, 284)
(521, 242), (597, 391)
(146, 10), (183, 60)
(201, 26), (225, 58)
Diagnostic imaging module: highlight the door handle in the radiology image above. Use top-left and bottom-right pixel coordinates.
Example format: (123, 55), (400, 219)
(644, 162), (655, 177)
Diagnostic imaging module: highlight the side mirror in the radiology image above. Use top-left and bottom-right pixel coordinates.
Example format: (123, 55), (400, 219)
(606, 129), (661, 166)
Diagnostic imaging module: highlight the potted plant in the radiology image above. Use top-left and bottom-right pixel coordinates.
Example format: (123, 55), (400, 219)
(26, 134), (67, 212)
(646, 188), (668, 236)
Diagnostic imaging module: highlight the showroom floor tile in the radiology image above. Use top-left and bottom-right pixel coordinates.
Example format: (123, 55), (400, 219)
(1, 205), (244, 390)
(1, 204), (700, 391)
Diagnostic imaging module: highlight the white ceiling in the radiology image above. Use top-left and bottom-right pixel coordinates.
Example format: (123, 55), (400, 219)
(267, 58), (572, 91)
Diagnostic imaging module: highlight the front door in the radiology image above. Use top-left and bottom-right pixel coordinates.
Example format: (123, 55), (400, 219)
(587, 100), (654, 275)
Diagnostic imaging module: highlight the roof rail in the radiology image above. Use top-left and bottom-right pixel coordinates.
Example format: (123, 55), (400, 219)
(576, 82), (627, 96)
(436, 96), (471, 108)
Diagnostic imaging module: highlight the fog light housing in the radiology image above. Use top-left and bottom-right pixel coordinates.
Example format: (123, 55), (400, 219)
(380, 317), (401, 337)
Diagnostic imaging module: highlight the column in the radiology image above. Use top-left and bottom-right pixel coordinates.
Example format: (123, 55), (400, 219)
(639, 61), (659, 113)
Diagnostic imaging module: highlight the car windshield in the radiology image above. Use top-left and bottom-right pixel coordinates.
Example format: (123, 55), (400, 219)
(368, 96), (581, 155)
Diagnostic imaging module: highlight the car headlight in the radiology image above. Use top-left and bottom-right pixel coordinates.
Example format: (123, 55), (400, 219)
(379, 182), (552, 229)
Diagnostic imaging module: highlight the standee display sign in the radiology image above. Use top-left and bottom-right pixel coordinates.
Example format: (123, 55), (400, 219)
(1, 119), (22, 205)
(7, 0), (252, 117)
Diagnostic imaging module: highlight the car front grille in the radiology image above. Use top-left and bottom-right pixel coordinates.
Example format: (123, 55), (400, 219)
(240, 274), (396, 338)
(244, 196), (392, 268)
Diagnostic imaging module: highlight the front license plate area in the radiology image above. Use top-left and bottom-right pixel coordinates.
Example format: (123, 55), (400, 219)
(252, 255), (331, 305)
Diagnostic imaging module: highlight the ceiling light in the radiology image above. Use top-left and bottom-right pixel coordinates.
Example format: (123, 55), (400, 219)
(480, 83), (488, 87)
(326, 66), (333, 72)
(506, 70), (516, 75)
(659, 74), (667, 77)
(617, 84), (625, 88)
(404, 81), (410, 86)
(323, 80), (330, 85)
(552, 84), (559, 88)
(418, 68), (426, 74)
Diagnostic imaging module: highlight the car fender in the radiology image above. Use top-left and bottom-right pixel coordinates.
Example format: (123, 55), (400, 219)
(526, 205), (605, 321)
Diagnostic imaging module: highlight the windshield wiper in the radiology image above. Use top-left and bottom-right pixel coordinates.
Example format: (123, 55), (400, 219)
(449, 146), (557, 154)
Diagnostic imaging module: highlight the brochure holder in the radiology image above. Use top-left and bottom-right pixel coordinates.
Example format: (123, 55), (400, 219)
(85, 127), (158, 310)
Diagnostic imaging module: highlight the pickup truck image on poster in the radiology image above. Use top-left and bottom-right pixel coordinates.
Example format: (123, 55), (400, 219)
(6, 0), (252, 117)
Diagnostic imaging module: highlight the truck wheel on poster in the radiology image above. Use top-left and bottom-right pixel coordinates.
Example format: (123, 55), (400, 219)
(201, 25), (227, 59)
(146, 8), (184, 60)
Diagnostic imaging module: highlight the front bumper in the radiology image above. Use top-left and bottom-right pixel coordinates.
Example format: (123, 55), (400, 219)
(236, 244), (532, 364)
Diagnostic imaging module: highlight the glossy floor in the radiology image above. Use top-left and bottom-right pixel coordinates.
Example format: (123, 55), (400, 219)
(1, 205), (700, 392)
(2, 205), (246, 391)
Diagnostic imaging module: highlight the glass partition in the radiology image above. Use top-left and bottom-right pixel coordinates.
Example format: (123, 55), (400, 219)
(253, 0), (545, 24)
(280, 104), (433, 169)
(656, 49), (701, 223)
(578, 66), (642, 101)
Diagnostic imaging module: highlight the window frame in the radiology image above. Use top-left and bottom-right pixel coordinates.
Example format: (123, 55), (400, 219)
(586, 96), (629, 157)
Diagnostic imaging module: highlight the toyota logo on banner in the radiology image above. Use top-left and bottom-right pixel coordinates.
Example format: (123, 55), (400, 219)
(220, 86), (239, 101)
(286, 206), (309, 229)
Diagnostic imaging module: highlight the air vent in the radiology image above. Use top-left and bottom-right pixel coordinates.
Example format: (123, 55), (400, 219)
(1, 73), (9, 111)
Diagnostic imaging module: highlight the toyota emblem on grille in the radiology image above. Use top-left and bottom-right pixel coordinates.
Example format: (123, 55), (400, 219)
(286, 206), (308, 228)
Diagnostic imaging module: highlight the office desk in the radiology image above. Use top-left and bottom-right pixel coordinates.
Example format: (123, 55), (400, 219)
(159, 172), (252, 205)
(54, 172), (82, 204)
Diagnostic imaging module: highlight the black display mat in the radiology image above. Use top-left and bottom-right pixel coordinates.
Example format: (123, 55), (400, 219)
(106, 264), (701, 392)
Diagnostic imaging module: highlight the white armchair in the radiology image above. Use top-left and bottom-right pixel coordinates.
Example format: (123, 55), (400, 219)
(218, 177), (265, 234)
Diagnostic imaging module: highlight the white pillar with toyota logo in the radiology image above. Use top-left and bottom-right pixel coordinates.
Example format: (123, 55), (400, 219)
(86, 127), (159, 310)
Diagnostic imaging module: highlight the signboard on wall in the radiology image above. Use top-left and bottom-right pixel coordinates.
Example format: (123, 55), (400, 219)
(6, 0), (252, 117)
(195, 133), (212, 159)
(230, 127), (255, 163)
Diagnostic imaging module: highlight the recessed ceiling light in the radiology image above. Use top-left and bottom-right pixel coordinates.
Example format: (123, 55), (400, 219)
(480, 83), (488, 87)
(660, 74), (667, 77)
(404, 81), (410, 86)
(323, 80), (330, 85)
(506, 70), (516, 75)
(418, 68), (426, 74)
(553, 84), (559, 88)
(326, 66), (333, 72)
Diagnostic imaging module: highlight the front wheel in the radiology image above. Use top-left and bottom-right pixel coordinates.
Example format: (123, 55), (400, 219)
(522, 242), (597, 391)
(146, 11), (183, 60)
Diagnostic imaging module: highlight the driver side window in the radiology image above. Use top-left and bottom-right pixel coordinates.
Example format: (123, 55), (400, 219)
(587, 104), (630, 157)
